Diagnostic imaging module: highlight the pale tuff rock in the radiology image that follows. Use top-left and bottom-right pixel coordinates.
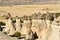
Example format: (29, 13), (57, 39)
(37, 12), (43, 19)
(45, 20), (51, 28)
(31, 19), (43, 33)
(0, 32), (18, 40)
(26, 29), (34, 40)
(31, 19), (43, 40)
(21, 20), (31, 35)
(5, 13), (14, 35)
(31, 19), (51, 40)
(15, 17), (21, 32)
(7, 18), (15, 35)
(52, 16), (60, 26)
(5, 19), (10, 33)
(4, 13), (15, 35)
(48, 25), (60, 40)
(1, 13), (60, 40)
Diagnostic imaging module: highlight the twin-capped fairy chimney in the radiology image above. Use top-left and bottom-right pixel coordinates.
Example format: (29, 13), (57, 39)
(5, 13), (13, 20)
(5, 13), (15, 35)
(31, 12), (37, 19)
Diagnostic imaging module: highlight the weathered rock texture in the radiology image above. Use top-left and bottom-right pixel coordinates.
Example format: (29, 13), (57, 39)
(0, 32), (18, 40)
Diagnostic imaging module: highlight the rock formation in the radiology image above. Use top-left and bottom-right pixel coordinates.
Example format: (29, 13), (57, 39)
(5, 13), (15, 35)
(15, 16), (21, 32)
(21, 20), (31, 36)
(2, 12), (60, 40)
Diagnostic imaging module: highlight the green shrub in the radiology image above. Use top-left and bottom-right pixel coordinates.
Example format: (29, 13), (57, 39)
(55, 13), (60, 17)
(12, 20), (16, 23)
(56, 21), (60, 26)
(0, 22), (5, 26)
(14, 32), (21, 37)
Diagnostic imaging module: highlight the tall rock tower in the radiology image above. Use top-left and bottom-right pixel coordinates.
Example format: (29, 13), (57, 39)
(5, 13), (15, 35)
(15, 16), (21, 32)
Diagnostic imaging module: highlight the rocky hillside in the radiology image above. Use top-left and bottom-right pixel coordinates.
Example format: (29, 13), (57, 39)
(0, 0), (60, 6)
(0, 32), (18, 40)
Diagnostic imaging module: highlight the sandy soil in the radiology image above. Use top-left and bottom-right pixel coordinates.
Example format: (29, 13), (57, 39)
(0, 4), (60, 17)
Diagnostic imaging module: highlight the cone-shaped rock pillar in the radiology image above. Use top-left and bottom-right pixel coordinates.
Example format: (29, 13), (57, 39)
(15, 16), (21, 32)
(21, 20), (32, 36)
(5, 13), (15, 35)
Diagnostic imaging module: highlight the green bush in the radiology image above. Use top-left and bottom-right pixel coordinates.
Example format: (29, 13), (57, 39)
(0, 22), (5, 26)
(55, 13), (60, 17)
(12, 20), (16, 23)
(14, 32), (21, 37)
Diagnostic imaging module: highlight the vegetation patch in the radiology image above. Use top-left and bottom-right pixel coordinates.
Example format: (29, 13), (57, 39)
(14, 31), (21, 38)
(0, 22), (5, 26)
(55, 13), (60, 17)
